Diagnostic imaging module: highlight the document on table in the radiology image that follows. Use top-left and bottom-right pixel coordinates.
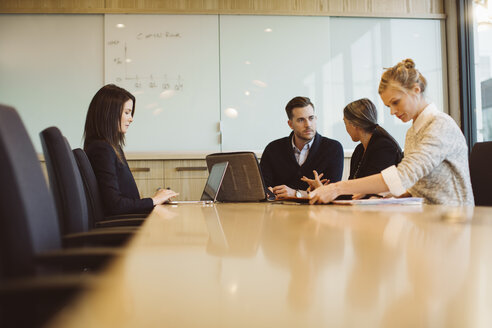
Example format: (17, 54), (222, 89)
(331, 197), (423, 205)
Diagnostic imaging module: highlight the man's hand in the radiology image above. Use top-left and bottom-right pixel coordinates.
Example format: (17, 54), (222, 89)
(301, 170), (329, 192)
(272, 185), (295, 199)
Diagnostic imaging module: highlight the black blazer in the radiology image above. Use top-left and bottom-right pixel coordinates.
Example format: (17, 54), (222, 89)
(349, 129), (403, 180)
(85, 140), (153, 216)
(260, 132), (344, 190)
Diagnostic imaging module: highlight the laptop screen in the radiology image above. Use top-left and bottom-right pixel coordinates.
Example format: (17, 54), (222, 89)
(200, 161), (228, 201)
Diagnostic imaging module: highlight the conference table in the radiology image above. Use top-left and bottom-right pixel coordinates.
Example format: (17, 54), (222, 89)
(47, 203), (492, 327)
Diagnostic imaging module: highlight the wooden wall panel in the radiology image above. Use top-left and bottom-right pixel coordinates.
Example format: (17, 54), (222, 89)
(106, 0), (220, 13)
(373, 0), (407, 15)
(432, 0), (444, 13)
(341, 0), (372, 13)
(0, 0), (445, 17)
(1, 0), (105, 12)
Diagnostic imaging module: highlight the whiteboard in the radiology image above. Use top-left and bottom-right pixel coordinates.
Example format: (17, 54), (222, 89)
(0, 14), (103, 152)
(0, 14), (444, 154)
(104, 15), (221, 152)
(219, 15), (331, 151)
(220, 16), (444, 152)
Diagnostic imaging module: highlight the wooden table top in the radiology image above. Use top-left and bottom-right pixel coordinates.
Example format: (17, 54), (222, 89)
(47, 203), (492, 328)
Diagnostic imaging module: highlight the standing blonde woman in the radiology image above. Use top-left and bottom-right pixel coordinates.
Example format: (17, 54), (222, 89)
(310, 59), (474, 205)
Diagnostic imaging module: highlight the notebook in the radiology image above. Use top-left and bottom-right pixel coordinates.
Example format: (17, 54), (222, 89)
(274, 196), (310, 204)
(167, 161), (228, 205)
(331, 197), (423, 205)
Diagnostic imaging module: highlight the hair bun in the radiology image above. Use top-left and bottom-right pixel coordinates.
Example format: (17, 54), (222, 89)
(402, 58), (415, 69)
(379, 58), (426, 94)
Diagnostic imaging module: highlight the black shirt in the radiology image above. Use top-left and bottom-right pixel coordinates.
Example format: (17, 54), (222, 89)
(349, 129), (403, 180)
(85, 140), (153, 216)
(260, 132), (344, 190)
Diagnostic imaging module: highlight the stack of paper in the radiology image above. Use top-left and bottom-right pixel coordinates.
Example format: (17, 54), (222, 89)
(332, 197), (423, 205)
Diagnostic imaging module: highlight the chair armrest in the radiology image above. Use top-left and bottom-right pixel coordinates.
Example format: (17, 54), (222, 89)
(35, 247), (122, 271)
(93, 226), (139, 231)
(0, 274), (94, 294)
(0, 274), (96, 327)
(96, 217), (145, 228)
(62, 230), (135, 248)
(106, 213), (147, 219)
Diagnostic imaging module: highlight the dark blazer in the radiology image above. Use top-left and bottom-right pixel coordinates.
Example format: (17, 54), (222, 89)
(85, 140), (153, 216)
(349, 129), (403, 180)
(260, 132), (344, 190)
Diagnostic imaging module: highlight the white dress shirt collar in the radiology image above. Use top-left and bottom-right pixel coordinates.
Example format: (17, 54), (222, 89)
(292, 135), (314, 166)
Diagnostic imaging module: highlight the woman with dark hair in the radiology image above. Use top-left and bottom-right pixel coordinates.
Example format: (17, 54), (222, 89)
(84, 84), (177, 216)
(343, 98), (403, 180)
(302, 98), (402, 197)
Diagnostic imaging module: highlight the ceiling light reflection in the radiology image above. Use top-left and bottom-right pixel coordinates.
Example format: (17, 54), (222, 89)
(160, 90), (176, 99)
(225, 107), (238, 119)
(229, 283), (238, 294)
(252, 80), (267, 88)
(153, 108), (163, 116)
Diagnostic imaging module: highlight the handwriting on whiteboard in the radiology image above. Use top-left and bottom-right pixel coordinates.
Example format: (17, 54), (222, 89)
(106, 31), (181, 46)
(115, 74), (184, 91)
(107, 36), (184, 92)
(136, 32), (181, 39)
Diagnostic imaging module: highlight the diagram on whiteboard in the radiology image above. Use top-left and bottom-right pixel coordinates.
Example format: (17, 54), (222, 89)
(103, 14), (221, 152)
(106, 37), (184, 93)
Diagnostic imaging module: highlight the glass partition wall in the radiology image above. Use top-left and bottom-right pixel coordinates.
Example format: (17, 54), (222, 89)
(473, 0), (492, 142)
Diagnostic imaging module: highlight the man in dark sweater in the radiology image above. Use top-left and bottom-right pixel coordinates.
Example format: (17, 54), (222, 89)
(260, 96), (344, 199)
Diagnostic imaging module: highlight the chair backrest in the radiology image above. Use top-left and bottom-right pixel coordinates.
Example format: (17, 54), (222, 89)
(0, 105), (62, 279)
(72, 148), (105, 226)
(40, 127), (89, 235)
(206, 152), (267, 202)
(470, 141), (492, 206)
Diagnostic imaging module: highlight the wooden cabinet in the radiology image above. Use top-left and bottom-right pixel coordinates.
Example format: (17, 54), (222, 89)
(128, 159), (209, 201)
(129, 157), (352, 200)
(40, 155), (351, 201)
(163, 160), (208, 201)
(40, 156), (210, 201)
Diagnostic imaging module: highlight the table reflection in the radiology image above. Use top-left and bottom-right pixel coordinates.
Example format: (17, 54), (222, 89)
(202, 205), (265, 257)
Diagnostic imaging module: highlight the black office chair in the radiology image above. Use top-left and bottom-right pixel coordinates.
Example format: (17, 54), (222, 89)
(72, 148), (146, 228)
(0, 105), (118, 327)
(470, 141), (492, 206)
(40, 127), (136, 247)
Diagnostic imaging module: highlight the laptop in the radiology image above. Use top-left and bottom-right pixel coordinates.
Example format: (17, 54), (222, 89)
(205, 152), (275, 202)
(167, 161), (228, 205)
